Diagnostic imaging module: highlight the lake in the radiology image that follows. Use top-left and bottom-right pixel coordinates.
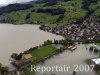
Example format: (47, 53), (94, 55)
(0, 23), (64, 69)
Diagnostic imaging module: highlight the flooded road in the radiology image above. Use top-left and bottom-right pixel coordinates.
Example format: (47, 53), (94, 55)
(0, 24), (64, 68)
(36, 44), (99, 75)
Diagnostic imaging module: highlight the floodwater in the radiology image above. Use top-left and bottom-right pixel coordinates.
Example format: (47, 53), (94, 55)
(0, 23), (99, 75)
(36, 44), (99, 75)
(0, 23), (64, 68)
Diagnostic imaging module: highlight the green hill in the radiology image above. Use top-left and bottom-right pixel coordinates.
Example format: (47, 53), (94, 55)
(0, 0), (100, 26)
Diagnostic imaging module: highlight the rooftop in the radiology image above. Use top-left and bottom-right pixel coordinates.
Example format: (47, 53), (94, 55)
(92, 58), (100, 65)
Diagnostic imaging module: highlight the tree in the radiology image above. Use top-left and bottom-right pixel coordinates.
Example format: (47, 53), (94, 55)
(26, 13), (30, 20)
(0, 63), (8, 74)
(51, 74), (56, 75)
(16, 53), (23, 60)
(11, 53), (18, 59)
(94, 64), (100, 72)
(54, 39), (59, 45)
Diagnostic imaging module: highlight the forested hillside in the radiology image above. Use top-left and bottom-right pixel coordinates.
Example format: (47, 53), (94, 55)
(0, 0), (100, 26)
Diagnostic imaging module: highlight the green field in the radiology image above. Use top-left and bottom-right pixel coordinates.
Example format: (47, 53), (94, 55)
(25, 45), (58, 75)
(31, 45), (57, 62)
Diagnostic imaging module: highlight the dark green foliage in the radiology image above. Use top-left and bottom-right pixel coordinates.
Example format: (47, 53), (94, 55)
(0, 64), (8, 74)
(11, 53), (18, 59)
(43, 40), (53, 46)
(89, 47), (94, 51)
(56, 14), (64, 22)
(43, 1), (57, 6)
(94, 65), (100, 71)
(15, 53), (23, 60)
(0, 3), (33, 15)
(82, 0), (98, 9)
(26, 13), (31, 20)
(28, 46), (39, 52)
(36, 0), (57, 3)
(36, 8), (66, 15)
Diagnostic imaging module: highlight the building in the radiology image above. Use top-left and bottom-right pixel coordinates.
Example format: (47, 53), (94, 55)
(22, 54), (32, 60)
(92, 58), (100, 65)
(11, 60), (32, 69)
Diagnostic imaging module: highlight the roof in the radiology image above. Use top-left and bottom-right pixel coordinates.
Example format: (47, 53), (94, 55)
(92, 58), (100, 65)
(23, 54), (32, 59)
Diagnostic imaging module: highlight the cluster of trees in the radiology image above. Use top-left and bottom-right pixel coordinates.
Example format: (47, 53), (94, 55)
(56, 14), (64, 22)
(36, 0), (58, 3)
(11, 53), (23, 60)
(0, 15), (15, 23)
(82, 38), (100, 44)
(43, 40), (53, 46)
(0, 63), (8, 74)
(94, 38), (100, 43)
(43, 1), (57, 6)
(25, 13), (31, 20)
(94, 64), (100, 72)
(36, 8), (66, 15)
(36, 0), (72, 3)
(56, 47), (66, 53)
(0, 3), (33, 15)
(59, 39), (75, 46)
(89, 46), (100, 53)
(82, 0), (98, 9)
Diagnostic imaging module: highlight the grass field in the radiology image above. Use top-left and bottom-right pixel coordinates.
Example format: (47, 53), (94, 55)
(27, 12), (60, 24)
(24, 45), (57, 75)
(31, 45), (57, 62)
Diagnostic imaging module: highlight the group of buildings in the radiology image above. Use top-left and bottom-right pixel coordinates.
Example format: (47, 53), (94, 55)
(41, 14), (100, 41)
(41, 22), (100, 41)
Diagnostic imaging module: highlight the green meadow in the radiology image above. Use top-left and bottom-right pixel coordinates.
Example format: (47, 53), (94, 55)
(0, 0), (95, 26)
(30, 45), (57, 62)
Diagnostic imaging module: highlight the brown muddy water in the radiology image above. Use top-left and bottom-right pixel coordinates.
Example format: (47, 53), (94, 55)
(0, 23), (64, 69)
(36, 44), (99, 75)
(0, 24), (99, 75)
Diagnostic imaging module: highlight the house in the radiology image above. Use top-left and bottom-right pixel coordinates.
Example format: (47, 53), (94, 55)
(92, 58), (100, 65)
(68, 45), (77, 51)
(22, 54), (32, 60)
(11, 60), (32, 69)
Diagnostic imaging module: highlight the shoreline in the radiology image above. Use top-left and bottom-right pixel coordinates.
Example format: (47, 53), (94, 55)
(0, 23), (64, 67)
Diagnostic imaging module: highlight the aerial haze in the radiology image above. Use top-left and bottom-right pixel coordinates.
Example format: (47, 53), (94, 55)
(0, 0), (35, 6)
